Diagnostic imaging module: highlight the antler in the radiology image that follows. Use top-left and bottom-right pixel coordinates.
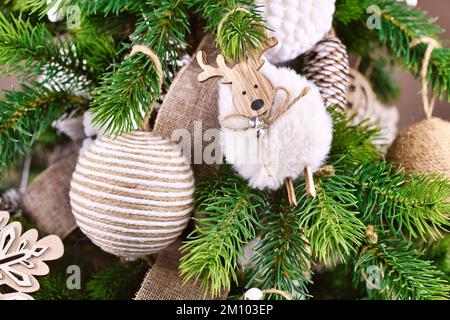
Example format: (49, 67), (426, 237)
(196, 51), (233, 83)
(249, 37), (278, 70)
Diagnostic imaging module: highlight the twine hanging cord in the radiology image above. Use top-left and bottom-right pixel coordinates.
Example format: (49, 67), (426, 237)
(410, 37), (442, 120)
(129, 45), (164, 130)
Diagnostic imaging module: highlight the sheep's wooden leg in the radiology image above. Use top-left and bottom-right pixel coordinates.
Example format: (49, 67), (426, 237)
(285, 177), (297, 207)
(304, 166), (316, 198)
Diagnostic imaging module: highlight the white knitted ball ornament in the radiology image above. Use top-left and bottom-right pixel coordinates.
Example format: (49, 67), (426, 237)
(256, 0), (336, 63)
(69, 131), (194, 259)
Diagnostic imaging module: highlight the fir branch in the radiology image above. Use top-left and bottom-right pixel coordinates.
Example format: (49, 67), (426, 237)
(179, 166), (266, 298)
(91, 0), (191, 135)
(71, 12), (137, 43)
(67, 0), (144, 16)
(247, 206), (313, 299)
(192, 0), (267, 62)
(73, 33), (119, 76)
(365, 0), (450, 101)
(328, 107), (380, 169)
(0, 13), (96, 88)
(0, 84), (90, 176)
(421, 235), (450, 282)
(352, 162), (450, 240)
(13, 0), (51, 17)
(86, 261), (148, 300)
(33, 273), (85, 300)
(353, 236), (450, 300)
(295, 174), (366, 266)
(334, 0), (365, 25)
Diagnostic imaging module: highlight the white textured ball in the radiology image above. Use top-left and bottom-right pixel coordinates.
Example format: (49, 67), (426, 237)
(219, 62), (332, 190)
(256, 0), (336, 63)
(244, 288), (264, 300)
(69, 131), (194, 259)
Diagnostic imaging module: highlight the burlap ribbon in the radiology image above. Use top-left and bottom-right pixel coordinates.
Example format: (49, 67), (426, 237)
(135, 239), (226, 300)
(21, 152), (79, 238)
(153, 35), (221, 168)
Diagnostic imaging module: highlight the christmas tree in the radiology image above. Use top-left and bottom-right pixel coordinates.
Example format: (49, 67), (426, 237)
(0, 0), (449, 300)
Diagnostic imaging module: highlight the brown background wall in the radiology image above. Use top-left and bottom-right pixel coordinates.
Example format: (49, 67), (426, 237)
(0, 1), (449, 130)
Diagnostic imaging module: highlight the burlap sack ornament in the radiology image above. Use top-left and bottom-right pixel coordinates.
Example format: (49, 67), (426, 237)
(69, 46), (195, 259)
(22, 152), (79, 238)
(387, 38), (450, 178)
(256, 0), (336, 63)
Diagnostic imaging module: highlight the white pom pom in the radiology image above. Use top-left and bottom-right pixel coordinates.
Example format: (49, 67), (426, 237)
(244, 288), (264, 300)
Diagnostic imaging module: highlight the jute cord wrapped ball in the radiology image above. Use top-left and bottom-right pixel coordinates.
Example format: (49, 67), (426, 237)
(387, 118), (450, 178)
(69, 46), (195, 259)
(387, 37), (450, 178)
(70, 131), (194, 259)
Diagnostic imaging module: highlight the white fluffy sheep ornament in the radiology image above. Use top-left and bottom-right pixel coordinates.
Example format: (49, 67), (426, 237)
(196, 37), (332, 205)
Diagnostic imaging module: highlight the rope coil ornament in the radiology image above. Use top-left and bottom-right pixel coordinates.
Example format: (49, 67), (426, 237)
(69, 44), (195, 260)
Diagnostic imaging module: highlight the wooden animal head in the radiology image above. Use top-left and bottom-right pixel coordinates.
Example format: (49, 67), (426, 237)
(197, 37), (278, 118)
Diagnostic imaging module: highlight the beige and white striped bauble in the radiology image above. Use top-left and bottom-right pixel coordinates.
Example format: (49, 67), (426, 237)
(69, 131), (194, 259)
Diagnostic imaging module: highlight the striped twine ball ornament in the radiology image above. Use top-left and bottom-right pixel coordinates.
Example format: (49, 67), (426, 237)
(69, 131), (194, 259)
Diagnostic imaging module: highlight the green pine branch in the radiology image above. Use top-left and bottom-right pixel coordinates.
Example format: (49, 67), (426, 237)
(86, 261), (148, 300)
(420, 235), (450, 282)
(336, 0), (450, 102)
(179, 166), (266, 298)
(295, 174), (366, 266)
(353, 236), (450, 300)
(192, 0), (268, 62)
(91, 0), (191, 136)
(328, 107), (381, 169)
(33, 273), (86, 300)
(368, 0), (450, 101)
(67, 0), (144, 16)
(0, 84), (90, 176)
(0, 13), (97, 89)
(352, 162), (450, 240)
(247, 206), (313, 299)
(73, 32), (119, 76)
(334, 0), (365, 25)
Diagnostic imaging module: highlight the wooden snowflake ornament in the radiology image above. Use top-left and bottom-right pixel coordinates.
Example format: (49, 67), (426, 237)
(0, 211), (64, 299)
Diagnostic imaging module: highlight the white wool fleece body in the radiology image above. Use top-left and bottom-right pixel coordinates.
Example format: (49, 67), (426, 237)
(219, 62), (333, 190)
